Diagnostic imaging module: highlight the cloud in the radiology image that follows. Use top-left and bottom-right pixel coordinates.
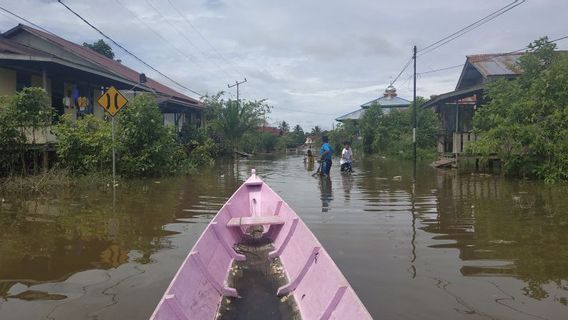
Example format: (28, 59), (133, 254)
(0, 0), (567, 130)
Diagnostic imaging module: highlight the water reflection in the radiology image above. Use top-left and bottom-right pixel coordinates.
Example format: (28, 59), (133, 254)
(1, 156), (568, 319)
(425, 172), (568, 302)
(319, 176), (333, 212)
(341, 173), (354, 202)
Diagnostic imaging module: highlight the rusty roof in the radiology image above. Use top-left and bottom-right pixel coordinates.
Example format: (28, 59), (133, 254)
(465, 53), (524, 77)
(3, 24), (202, 108)
(0, 37), (51, 57)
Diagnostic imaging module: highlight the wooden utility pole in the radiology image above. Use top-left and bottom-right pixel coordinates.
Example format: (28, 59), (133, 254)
(228, 78), (247, 107)
(412, 45), (417, 182)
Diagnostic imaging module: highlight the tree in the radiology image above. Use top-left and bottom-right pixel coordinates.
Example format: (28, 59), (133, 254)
(83, 39), (115, 59)
(53, 114), (112, 174)
(358, 98), (437, 158)
(10, 88), (53, 174)
(359, 103), (382, 154)
(205, 92), (271, 151)
(116, 94), (187, 176)
(311, 126), (322, 136)
(470, 37), (568, 182)
(278, 121), (290, 133)
(0, 96), (25, 175)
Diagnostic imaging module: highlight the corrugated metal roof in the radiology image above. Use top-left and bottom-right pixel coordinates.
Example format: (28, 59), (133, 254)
(3, 24), (202, 108)
(335, 108), (366, 122)
(0, 37), (50, 57)
(335, 105), (409, 122)
(466, 53), (524, 77)
(360, 95), (411, 108)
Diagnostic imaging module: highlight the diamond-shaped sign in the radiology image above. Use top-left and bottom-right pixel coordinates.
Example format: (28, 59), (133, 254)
(97, 86), (128, 117)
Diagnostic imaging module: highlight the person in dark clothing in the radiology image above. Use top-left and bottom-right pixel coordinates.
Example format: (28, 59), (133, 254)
(319, 136), (333, 176)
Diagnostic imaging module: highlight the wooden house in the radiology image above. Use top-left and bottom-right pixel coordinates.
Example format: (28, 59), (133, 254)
(421, 53), (524, 162)
(0, 24), (204, 145)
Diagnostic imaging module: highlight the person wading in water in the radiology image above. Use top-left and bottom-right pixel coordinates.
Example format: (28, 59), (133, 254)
(319, 136), (333, 177)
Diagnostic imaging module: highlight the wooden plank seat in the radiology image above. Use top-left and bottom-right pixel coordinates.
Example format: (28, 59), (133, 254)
(227, 216), (285, 227)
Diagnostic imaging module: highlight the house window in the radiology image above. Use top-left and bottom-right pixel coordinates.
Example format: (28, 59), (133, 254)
(16, 71), (31, 91)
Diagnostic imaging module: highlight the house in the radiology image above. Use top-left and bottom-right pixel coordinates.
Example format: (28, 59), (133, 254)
(335, 86), (411, 122)
(420, 53), (524, 159)
(0, 23), (205, 145)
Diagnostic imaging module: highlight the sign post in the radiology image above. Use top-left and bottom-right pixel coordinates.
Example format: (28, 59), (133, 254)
(97, 86), (128, 187)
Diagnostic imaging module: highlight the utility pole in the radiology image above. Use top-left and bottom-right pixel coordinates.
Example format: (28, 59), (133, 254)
(227, 78), (247, 107)
(412, 45), (417, 182)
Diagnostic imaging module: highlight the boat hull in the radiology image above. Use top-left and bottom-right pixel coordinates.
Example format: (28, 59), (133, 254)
(150, 170), (372, 319)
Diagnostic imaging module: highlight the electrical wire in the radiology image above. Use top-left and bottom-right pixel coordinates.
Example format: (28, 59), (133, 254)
(0, 5), (53, 34)
(418, 0), (525, 56)
(145, 0), (234, 79)
(57, 0), (203, 97)
(114, 0), (197, 61)
(165, 0), (243, 77)
(389, 57), (413, 86)
(389, 0), (525, 86)
(416, 33), (568, 76)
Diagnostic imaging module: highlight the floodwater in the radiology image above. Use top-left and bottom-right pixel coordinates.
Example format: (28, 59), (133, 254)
(1, 155), (567, 320)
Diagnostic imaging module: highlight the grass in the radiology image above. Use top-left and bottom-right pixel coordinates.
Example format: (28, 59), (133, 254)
(0, 169), (114, 194)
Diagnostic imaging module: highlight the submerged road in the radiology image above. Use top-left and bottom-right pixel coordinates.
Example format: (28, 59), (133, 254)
(1, 155), (567, 319)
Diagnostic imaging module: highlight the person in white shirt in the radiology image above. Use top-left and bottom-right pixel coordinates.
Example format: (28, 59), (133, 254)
(340, 141), (353, 173)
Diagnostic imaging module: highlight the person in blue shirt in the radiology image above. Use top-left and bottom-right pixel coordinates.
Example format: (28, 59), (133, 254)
(319, 135), (333, 176)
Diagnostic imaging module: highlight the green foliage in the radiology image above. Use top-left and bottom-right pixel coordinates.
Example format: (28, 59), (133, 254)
(357, 98), (437, 159)
(53, 114), (112, 174)
(328, 120), (359, 153)
(179, 125), (219, 166)
(0, 88), (53, 175)
(203, 92), (271, 150)
(470, 37), (568, 182)
(117, 94), (188, 177)
(242, 132), (278, 153)
(278, 121), (290, 133)
(359, 103), (383, 154)
(11, 87), (53, 132)
(0, 96), (25, 174)
(83, 39), (115, 59)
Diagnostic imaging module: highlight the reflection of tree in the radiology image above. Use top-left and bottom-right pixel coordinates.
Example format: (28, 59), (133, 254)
(0, 179), (186, 284)
(429, 172), (568, 301)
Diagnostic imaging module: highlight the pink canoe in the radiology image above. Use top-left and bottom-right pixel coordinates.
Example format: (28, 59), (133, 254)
(150, 170), (372, 320)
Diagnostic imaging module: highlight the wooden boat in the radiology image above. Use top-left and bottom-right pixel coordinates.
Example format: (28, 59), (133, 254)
(150, 170), (372, 320)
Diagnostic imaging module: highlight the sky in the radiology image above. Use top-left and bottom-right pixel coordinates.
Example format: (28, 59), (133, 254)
(1, 0), (567, 130)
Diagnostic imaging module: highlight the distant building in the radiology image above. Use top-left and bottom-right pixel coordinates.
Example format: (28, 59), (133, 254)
(335, 86), (411, 122)
(257, 122), (282, 136)
(0, 24), (204, 145)
(421, 53), (524, 158)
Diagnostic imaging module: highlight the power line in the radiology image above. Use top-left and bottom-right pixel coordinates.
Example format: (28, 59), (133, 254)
(389, 57), (413, 86)
(390, 0), (525, 86)
(114, 0), (197, 61)
(418, 0), (525, 57)
(145, 0), (233, 79)
(0, 5), (53, 34)
(165, 0), (243, 77)
(57, 0), (203, 97)
(417, 64), (464, 75)
(416, 33), (568, 76)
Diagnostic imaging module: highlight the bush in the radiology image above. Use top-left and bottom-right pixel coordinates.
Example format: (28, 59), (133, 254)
(116, 94), (188, 177)
(470, 38), (568, 182)
(53, 114), (112, 174)
(0, 96), (26, 174)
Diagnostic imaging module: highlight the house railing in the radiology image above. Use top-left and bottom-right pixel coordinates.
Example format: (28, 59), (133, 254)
(23, 127), (57, 145)
(453, 132), (477, 154)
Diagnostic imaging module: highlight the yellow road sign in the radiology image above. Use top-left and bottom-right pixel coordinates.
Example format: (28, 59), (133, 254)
(97, 86), (128, 116)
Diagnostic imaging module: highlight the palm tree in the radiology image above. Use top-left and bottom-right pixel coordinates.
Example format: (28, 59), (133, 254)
(278, 121), (290, 134)
(311, 125), (322, 136)
(212, 100), (261, 150)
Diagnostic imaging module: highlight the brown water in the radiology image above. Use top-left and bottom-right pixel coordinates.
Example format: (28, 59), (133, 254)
(0, 155), (567, 320)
